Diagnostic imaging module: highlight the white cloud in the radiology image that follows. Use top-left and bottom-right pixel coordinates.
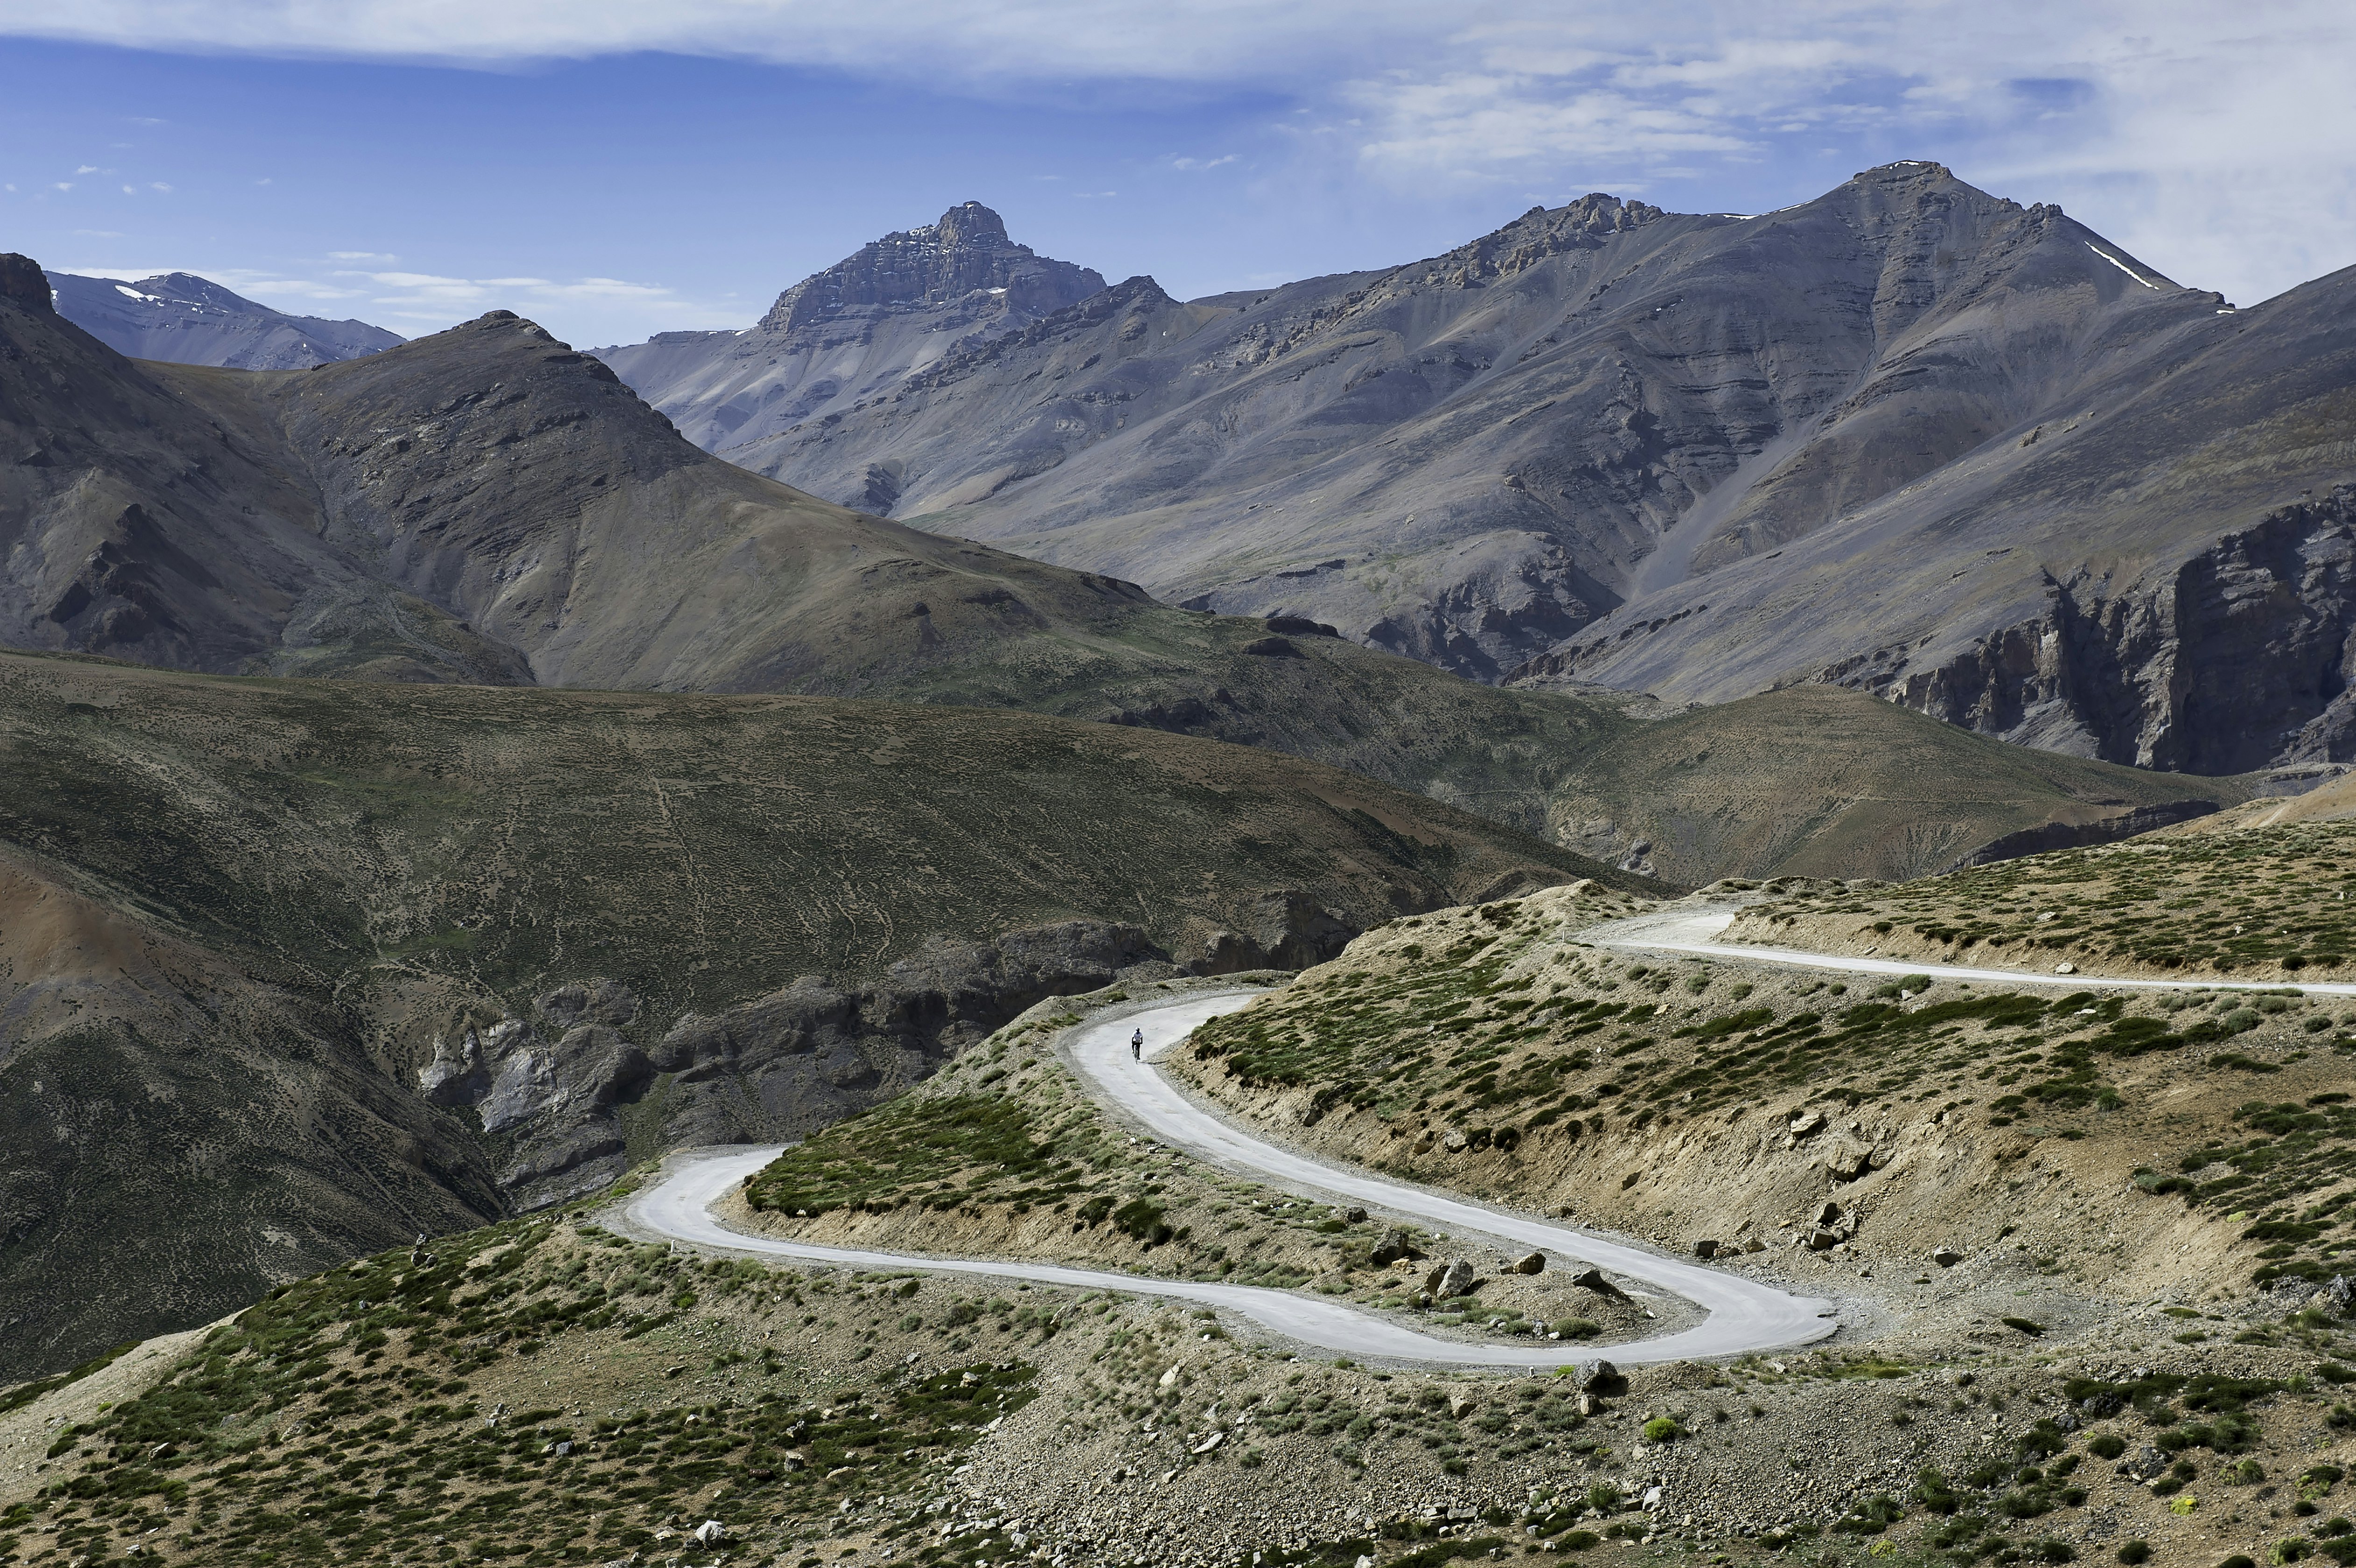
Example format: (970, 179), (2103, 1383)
(149, 181), (171, 191)
(74, 163), (100, 173)
(1172, 154), (1239, 171)
(327, 249), (396, 260)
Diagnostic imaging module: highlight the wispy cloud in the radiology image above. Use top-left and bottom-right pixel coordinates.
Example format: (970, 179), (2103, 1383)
(1172, 154), (1238, 171)
(328, 267), (679, 320)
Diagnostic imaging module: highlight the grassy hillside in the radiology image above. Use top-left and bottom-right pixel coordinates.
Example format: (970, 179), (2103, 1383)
(0, 651), (1633, 1383)
(1538, 685), (2243, 884)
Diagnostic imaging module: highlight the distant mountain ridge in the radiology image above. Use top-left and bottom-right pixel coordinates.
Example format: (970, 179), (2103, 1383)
(639, 163), (2356, 774)
(45, 268), (403, 370)
(593, 201), (1104, 493)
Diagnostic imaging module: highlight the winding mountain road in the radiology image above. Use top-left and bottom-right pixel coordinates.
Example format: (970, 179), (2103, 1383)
(1592, 906), (2356, 996)
(626, 897), (2356, 1367)
(624, 992), (1840, 1368)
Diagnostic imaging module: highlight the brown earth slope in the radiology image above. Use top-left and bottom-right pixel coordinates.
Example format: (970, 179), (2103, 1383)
(0, 649), (1632, 1382)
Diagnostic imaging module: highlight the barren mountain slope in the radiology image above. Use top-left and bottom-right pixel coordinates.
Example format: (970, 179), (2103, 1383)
(715, 168), (2356, 775)
(0, 649), (1631, 1380)
(720, 164), (2229, 679)
(46, 268), (403, 370)
(1538, 266), (2356, 776)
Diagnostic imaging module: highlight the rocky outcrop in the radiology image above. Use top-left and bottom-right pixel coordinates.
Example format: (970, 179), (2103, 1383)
(0, 253), (53, 314)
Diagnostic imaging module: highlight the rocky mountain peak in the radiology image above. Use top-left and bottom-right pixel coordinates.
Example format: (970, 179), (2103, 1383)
(1853, 159), (1956, 185)
(929, 200), (1011, 249)
(0, 252), (54, 314)
(758, 201), (1106, 334)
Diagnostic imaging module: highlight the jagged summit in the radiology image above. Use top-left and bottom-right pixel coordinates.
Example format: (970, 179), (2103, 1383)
(595, 202), (1109, 452)
(757, 200), (1105, 333)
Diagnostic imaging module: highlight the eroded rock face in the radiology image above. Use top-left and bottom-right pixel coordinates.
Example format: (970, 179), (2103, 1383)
(1858, 488), (2356, 774)
(424, 920), (1165, 1209)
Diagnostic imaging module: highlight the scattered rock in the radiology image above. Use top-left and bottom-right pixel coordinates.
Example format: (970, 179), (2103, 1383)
(1425, 1258), (1478, 1298)
(1513, 1251), (1546, 1276)
(1440, 1130), (1470, 1153)
(1819, 1133), (1877, 1182)
(1341, 1207), (1368, 1223)
(1931, 1244), (1964, 1267)
(1369, 1228), (1422, 1266)
(692, 1521), (728, 1545)
(1692, 1240), (1721, 1260)
(1578, 1361), (1625, 1396)
(1787, 1108), (1827, 1138)
(1447, 1392), (1479, 1420)
(2054, 963), (2077, 975)
(1568, 1268), (1628, 1301)
(2323, 1275), (2355, 1316)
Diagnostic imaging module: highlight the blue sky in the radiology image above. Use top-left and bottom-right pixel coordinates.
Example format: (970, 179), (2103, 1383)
(1, 2), (2349, 347)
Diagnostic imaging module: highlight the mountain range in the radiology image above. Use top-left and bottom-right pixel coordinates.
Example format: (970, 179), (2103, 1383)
(44, 267), (403, 370)
(597, 166), (2356, 775)
(0, 247), (2216, 883)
